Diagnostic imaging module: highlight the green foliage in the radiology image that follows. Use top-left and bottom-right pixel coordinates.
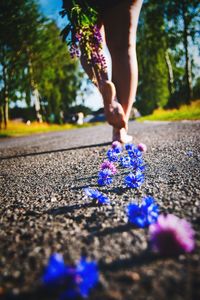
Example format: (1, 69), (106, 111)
(193, 78), (200, 99)
(138, 100), (200, 121)
(136, 0), (200, 115)
(0, 0), (83, 126)
(32, 21), (82, 122)
(136, 0), (169, 115)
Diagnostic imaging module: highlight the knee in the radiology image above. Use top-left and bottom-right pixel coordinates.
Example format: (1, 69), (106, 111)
(108, 38), (136, 59)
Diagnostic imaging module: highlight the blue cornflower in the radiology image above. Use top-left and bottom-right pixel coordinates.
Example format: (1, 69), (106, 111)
(186, 150), (193, 157)
(42, 253), (73, 285)
(98, 169), (113, 186)
(98, 177), (113, 186)
(120, 156), (132, 168)
(125, 143), (135, 151)
(84, 188), (101, 199)
(130, 158), (145, 172)
(107, 148), (119, 162)
(43, 254), (99, 299)
(127, 196), (159, 228)
(128, 148), (142, 159)
(124, 171), (144, 188)
(76, 257), (99, 298)
(84, 188), (110, 205)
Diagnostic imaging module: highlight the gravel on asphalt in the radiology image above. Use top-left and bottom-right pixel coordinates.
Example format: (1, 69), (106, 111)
(0, 121), (200, 300)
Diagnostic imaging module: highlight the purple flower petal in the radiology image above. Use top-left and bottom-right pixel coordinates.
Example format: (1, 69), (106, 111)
(149, 214), (195, 255)
(137, 143), (147, 153)
(101, 160), (117, 175)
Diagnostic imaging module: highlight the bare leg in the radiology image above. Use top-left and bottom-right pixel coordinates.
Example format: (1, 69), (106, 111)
(80, 24), (127, 130)
(103, 0), (143, 141)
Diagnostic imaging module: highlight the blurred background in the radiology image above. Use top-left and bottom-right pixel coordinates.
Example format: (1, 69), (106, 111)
(0, 0), (199, 136)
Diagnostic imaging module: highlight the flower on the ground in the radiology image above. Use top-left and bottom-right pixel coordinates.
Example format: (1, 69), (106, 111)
(84, 188), (110, 204)
(137, 143), (147, 153)
(107, 148), (119, 162)
(128, 148), (142, 160)
(131, 158), (145, 172)
(43, 254), (99, 299)
(112, 141), (122, 153)
(120, 156), (132, 168)
(149, 214), (195, 255)
(101, 160), (117, 175)
(42, 253), (73, 285)
(125, 143), (135, 151)
(98, 169), (113, 186)
(124, 171), (145, 188)
(186, 150), (193, 157)
(75, 257), (99, 298)
(127, 196), (159, 228)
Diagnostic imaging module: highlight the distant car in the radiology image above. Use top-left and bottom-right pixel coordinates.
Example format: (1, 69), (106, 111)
(88, 113), (106, 123)
(83, 114), (94, 123)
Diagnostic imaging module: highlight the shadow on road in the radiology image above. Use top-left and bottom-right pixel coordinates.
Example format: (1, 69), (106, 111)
(46, 202), (95, 215)
(0, 142), (110, 160)
(99, 251), (160, 271)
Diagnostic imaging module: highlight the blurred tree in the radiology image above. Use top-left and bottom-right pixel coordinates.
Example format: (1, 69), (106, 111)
(136, 0), (169, 115)
(136, 0), (200, 114)
(0, 0), (43, 127)
(193, 77), (200, 100)
(0, 0), (82, 128)
(165, 0), (200, 104)
(29, 21), (83, 123)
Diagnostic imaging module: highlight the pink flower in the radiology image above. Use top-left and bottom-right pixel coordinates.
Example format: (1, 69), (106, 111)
(137, 143), (147, 153)
(149, 214), (195, 255)
(100, 160), (117, 175)
(112, 141), (122, 153)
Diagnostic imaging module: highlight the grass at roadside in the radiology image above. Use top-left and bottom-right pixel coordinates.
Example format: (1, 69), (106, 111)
(0, 121), (101, 138)
(138, 100), (200, 121)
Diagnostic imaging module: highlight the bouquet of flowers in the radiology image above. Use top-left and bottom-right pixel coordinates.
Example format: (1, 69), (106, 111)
(60, 0), (107, 84)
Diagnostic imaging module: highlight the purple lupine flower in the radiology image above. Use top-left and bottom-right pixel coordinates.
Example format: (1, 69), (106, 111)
(120, 156), (132, 168)
(112, 141), (122, 153)
(124, 171), (145, 188)
(98, 169), (113, 186)
(127, 196), (159, 228)
(137, 143), (147, 153)
(84, 188), (110, 205)
(69, 44), (81, 58)
(107, 148), (119, 162)
(75, 30), (82, 42)
(149, 214), (195, 255)
(93, 25), (103, 44)
(101, 160), (117, 175)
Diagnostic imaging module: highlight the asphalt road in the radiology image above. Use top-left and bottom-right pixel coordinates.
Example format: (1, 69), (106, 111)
(0, 121), (200, 300)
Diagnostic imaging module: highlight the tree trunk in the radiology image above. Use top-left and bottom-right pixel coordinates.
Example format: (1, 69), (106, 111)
(182, 1), (193, 104)
(165, 50), (174, 97)
(2, 59), (9, 129)
(3, 91), (9, 129)
(0, 105), (3, 130)
(28, 55), (42, 122)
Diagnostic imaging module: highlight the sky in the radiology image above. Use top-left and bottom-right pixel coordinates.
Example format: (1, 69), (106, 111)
(38, 0), (103, 111)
